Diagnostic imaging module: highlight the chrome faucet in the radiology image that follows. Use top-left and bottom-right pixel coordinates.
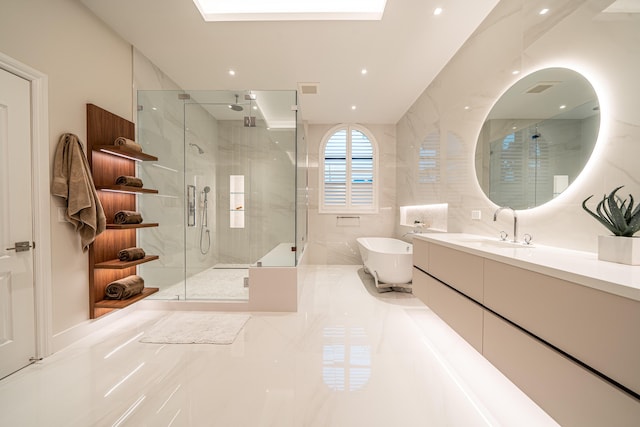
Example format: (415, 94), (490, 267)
(402, 230), (419, 238)
(402, 220), (426, 238)
(493, 207), (518, 243)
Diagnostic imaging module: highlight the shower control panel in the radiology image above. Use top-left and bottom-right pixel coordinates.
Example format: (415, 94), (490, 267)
(187, 184), (196, 227)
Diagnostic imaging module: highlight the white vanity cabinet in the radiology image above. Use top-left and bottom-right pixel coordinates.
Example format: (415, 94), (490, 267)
(428, 244), (484, 302)
(483, 310), (640, 426)
(412, 235), (640, 426)
(413, 266), (484, 351)
(412, 237), (429, 271)
(484, 259), (640, 396)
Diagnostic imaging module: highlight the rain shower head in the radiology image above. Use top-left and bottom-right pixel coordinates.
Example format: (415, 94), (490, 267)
(229, 94), (244, 112)
(189, 143), (205, 154)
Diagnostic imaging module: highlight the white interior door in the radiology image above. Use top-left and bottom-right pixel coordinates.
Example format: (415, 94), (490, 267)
(0, 68), (35, 379)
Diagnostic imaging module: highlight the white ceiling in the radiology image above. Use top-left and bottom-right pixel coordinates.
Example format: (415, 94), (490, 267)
(80, 0), (499, 124)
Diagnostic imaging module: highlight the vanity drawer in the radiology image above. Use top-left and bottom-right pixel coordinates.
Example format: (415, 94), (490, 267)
(428, 244), (484, 303)
(412, 267), (430, 305)
(484, 259), (640, 395)
(423, 272), (483, 352)
(412, 238), (429, 271)
(483, 310), (640, 427)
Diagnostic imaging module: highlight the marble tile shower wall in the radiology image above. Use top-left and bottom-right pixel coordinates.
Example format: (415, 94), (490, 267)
(396, 0), (640, 252)
(135, 107), (296, 286)
(307, 124), (397, 264)
(214, 121), (296, 265)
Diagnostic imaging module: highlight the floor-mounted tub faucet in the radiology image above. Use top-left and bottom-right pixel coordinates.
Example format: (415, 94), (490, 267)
(493, 207), (518, 243)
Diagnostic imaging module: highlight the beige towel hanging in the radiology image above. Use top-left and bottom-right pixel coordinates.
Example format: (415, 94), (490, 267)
(51, 133), (106, 251)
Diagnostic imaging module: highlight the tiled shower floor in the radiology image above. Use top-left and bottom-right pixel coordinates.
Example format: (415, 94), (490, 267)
(151, 267), (249, 301)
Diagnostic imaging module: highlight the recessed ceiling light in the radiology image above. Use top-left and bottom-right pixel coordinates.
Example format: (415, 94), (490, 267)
(192, 0), (388, 21)
(361, 68), (368, 75)
(228, 69), (236, 76)
(539, 8), (549, 15)
(512, 70), (520, 75)
(434, 7), (443, 15)
(512, 126), (517, 130)
(351, 105), (357, 110)
(559, 104), (567, 109)
(151, 107), (158, 111)
(253, 105), (258, 110)
(464, 106), (470, 110)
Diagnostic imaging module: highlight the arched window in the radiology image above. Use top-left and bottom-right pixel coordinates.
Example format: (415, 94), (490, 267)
(320, 124), (378, 213)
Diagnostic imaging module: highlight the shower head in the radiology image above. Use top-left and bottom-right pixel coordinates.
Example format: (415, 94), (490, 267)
(228, 94), (244, 112)
(189, 143), (205, 154)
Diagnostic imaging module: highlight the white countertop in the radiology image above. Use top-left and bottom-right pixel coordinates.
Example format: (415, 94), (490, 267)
(413, 233), (640, 302)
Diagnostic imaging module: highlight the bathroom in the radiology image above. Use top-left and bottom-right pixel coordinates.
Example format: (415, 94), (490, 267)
(0, 0), (637, 349)
(0, 0), (639, 424)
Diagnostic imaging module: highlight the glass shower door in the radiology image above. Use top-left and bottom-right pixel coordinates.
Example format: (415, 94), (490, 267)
(137, 90), (187, 300)
(183, 94), (251, 300)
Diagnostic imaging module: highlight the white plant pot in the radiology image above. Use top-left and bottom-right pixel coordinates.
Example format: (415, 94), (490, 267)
(597, 235), (640, 266)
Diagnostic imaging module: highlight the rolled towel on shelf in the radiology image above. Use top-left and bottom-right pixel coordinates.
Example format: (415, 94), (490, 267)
(113, 137), (143, 153)
(115, 175), (144, 187)
(114, 210), (143, 224)
(118, 247), (146, 262)
(105, 275), (144, 300)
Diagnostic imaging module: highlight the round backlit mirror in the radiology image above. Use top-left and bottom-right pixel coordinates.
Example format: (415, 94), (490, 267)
(475, 67), (600, 210)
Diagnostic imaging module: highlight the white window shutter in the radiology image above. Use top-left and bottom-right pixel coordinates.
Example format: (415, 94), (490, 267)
(324, 130), (347, 206)
(321, 126), (376, 213)
(350, 130), (373, 206)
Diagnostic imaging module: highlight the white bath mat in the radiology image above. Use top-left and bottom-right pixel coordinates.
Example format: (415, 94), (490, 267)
(140, 312), (250, 344)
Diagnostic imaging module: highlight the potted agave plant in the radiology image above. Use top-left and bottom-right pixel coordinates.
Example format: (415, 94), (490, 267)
(582, 186), (640, 265)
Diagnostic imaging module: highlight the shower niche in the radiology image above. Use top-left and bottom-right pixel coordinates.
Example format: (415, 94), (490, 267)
(135, 90), (307, 308)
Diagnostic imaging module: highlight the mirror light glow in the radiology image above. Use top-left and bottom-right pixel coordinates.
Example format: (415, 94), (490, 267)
(475, 67), (600, 210)
(527, 61), (611, 216)
(193, 0), (387, 21)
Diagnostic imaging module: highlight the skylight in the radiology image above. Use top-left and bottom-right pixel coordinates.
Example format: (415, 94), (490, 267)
(192, 0), (388, 21)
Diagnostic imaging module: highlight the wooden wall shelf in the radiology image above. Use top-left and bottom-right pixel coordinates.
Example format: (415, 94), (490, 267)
(97, 185), (159, 194)
(94, 255), (160, 269)
(94, 287), (159, 309)
(105, 223), (159, 229)
(87, 103), (160, 319)
(93, 145), (158, 161)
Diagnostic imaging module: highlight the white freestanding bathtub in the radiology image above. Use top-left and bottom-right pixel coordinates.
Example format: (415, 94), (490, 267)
(356, 237), (413, 291)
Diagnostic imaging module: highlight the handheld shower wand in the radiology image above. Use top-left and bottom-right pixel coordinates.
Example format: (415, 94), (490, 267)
(202, 185), (210, 203)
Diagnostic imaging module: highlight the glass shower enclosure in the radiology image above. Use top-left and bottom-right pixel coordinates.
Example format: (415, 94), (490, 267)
(135, 90), (306, 301)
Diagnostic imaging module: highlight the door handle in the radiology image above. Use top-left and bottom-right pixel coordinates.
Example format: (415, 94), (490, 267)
(5, 241), (33, 252)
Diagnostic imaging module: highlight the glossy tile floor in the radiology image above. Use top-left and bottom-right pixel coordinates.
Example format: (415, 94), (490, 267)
(0, 266), (558, 426)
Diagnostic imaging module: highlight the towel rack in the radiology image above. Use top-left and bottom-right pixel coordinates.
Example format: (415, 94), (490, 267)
(336, 215), (360, 219)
